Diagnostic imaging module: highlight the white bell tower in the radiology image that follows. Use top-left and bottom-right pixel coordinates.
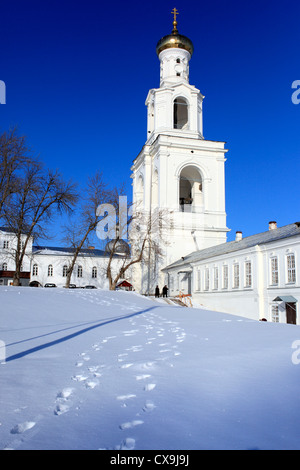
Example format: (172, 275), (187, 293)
(131, 9), (229, 294)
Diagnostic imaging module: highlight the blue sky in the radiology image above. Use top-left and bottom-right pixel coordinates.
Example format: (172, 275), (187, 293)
(1, 0), (300, 245)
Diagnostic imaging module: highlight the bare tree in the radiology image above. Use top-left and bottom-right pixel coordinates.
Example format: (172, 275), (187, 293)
(3, 159), (78, 286)
(0, 127), (34, 218)
(104, 196), (169, 291)
(62, 172), (110, 288)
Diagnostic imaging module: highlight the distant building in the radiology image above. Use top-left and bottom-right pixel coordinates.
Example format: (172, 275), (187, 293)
(162, 222), (300, 324)
(0, 227), (32, 286)
(0, 229), (127, 289)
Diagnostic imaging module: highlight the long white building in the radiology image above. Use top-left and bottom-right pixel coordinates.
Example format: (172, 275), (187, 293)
(0, 227), (127, 289)
(162, 221), (300, 324)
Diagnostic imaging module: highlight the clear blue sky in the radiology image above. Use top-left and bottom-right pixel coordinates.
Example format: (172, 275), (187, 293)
(1, 0), (300, 245)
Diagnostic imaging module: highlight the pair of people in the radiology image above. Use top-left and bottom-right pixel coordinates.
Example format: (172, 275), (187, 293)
(155, 285), (168, 298)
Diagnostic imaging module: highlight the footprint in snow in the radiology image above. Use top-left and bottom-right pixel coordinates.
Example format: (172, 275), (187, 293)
(144, 383), (156, 391)
(10, 421), (36, 434)
(115, 437), (136, 450)
(142, 401), (156, 413)
(119, 420), (143, 430)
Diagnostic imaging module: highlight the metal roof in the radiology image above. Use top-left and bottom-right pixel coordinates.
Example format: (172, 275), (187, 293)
(32, 245), (117, 258)
(163, 222), (300, 271)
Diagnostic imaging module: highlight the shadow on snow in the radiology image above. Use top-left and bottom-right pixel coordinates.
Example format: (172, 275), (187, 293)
(5, 306), (159, 362)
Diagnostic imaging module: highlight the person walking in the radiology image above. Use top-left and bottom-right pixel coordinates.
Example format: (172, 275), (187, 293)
(155, 285), (160, 298)
(162, 285), (168, 298)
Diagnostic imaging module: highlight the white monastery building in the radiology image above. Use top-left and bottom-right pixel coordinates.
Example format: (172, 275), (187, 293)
(0, 11), (299, 324)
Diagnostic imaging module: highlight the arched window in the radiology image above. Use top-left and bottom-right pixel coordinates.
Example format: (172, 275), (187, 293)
(136, 174), (144, 206)
(77, 265), (83, 278)
(92, 266), (97, 279)
(62, 265), (68, 277)
(32, 264), (38, 276)
(2, 263), (7, 271)
(48, 265), (53, 277)
(174, 97), (188, 129)
(179, 165), (203, 213)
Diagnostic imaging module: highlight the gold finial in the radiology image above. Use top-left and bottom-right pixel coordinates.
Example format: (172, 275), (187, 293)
(171, 7), (179, 33)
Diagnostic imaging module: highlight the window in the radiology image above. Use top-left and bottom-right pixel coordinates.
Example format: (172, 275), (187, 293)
(196, 269), (201, 291)
(271, 257), (278, 285)
(271, 304), (279, 323)
(2, 262), (7, 271)
(233, 263), (239, 288)
(222, 265), (228, 289)
(176, 58), (181, 63)
(32, 264), (38, 276)
(213, 267), (218, 290)
(3, 240), (9, 249)
(63, 265), (68, 277)
(245, 261), (252, 288)
(77, 265), (83, 278)
(205, 268), (209, 291)
(287, 254), (296, 283)
(48, 265), (53, 277)
(92, 266), (97, 279)
(174, 97), (188, 129)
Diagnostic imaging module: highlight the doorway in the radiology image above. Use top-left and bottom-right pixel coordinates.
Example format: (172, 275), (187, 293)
(286, 302), (297, 325)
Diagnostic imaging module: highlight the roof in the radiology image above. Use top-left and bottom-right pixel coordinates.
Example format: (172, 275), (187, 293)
(162, 222), (300, 271)
(32, 245), (118, 258)
(273, 296), (298, 303)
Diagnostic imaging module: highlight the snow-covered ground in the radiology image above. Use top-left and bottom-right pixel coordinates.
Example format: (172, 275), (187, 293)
(1, 286), (300, 450)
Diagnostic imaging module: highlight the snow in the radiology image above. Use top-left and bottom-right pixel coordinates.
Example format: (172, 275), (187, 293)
(0, 286), (300, 450)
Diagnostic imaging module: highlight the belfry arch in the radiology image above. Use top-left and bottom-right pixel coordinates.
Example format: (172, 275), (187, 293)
(179, 165), (203, 212)
(173, 97), (188, 129)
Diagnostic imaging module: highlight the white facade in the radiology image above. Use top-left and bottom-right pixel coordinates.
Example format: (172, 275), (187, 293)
(163, 222), (300, 324)
(0, 228), (32, 285)
(131, 23), (229, 294)
(0, 228), (127, 289)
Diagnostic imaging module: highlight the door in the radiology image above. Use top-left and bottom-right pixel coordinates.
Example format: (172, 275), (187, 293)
(286, 302), (297, 325)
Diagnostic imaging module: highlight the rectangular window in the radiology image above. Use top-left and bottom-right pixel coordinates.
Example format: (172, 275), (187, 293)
(245, 261), (252, 288)
(3, 240), (9, 249)
(271, 304), (279, 323)
(222, 265), (228, 289)
(77, 266), (83, 278)
(213, 267), (218, 290)
(233, 263), (239, 288)
(48, 265), (53, 277)
(196, 269), (201, 291)
(287, 254), (296, 283)
(271, 257), (278, 285)
(205, 268), (209, 291)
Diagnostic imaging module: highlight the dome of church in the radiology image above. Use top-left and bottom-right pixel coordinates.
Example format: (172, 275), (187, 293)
(105, 239), (130, 256)
(156, 31), (194, 56)
(156, 11), (193, 56)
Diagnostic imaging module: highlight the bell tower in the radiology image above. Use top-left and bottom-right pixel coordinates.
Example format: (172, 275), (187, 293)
(131, 10), (229, 294)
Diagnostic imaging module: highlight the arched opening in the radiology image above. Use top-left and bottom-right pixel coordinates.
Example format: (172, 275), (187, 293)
(179, 165), (203, 212)
(174, 97), (188, 129)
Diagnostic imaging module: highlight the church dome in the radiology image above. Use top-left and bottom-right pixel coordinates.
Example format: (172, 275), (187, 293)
(156, 10), (193, 56)
(156, 31), (193, 56)
(105, 239), (130, 256)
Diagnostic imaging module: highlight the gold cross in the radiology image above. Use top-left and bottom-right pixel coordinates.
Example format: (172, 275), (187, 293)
(171, 7), (179, 22)
(171, 7), (179, 32)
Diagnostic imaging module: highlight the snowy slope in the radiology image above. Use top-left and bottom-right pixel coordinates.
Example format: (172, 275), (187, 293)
(0, 286), (300, 450)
